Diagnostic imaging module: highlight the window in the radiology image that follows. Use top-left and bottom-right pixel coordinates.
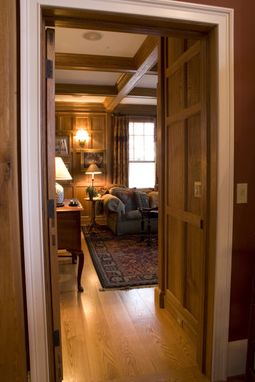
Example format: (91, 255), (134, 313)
(128, 121), (156, 188)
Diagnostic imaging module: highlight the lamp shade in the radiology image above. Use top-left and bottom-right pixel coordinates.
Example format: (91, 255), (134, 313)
(85, 163), (102, 175)
(55, 157), (72, 180)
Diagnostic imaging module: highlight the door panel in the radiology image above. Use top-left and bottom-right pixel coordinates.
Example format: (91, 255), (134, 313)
(161, 36), (208, 366)
(41, 25), (63, 381)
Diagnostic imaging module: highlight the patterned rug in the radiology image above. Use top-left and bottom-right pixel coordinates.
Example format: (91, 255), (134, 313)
(82, 226), (158, 290)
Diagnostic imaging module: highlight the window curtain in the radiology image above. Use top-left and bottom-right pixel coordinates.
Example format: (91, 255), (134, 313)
(112, 115), (129, 186)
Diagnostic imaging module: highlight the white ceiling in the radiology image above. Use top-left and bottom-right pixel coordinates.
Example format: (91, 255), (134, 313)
(55, 27), (157, 106)
(55, 27), (147, 57)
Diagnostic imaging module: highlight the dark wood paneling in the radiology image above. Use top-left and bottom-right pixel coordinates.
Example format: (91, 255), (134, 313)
(55, 111), (110, 217)
(0, 0), (28, 380)
(178, 0), (255, 342)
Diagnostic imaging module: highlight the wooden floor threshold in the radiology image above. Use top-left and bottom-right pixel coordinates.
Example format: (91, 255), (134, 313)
(102, 368), (210, 382)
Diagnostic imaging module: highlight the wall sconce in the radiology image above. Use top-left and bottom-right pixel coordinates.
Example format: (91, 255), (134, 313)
(76, 129), (89, 147)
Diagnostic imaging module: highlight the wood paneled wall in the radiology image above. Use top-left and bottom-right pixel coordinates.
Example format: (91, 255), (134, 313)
(179, 0), (255, 342)
(0, 0), (28, 380)
(55, 110), (112, 221)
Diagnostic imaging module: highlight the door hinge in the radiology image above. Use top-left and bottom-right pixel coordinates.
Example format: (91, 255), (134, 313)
(53, 329), (60, 347)
(48, 199), (55, 219)
(27, 370), (31, 382)
(52, 234), (56, 247)
(200, 219), (204, 230)
(46, 59), (53, 79)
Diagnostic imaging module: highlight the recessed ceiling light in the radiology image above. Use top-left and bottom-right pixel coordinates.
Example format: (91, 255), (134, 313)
(83, 31), (102, 41)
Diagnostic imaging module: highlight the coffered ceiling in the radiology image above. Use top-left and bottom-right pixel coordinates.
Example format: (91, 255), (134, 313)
(54, 27), (158, 112)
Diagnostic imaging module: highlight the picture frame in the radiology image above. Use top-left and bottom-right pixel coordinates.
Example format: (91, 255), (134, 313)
(55, 135), (69, 156)
(81, 150), (105, 172)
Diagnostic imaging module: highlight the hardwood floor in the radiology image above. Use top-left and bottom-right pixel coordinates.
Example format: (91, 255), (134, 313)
(59, 234), (209, 382)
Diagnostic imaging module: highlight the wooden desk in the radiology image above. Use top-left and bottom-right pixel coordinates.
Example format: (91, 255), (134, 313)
(56, 199), (84, 292)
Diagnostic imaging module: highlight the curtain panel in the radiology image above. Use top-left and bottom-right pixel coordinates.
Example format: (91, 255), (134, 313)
(112, 115), (129, 186)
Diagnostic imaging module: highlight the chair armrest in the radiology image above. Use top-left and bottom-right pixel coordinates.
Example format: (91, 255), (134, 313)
(102, 194), (125, 216)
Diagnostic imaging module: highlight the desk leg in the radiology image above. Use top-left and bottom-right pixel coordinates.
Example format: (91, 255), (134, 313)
(71, 250), (84, 292)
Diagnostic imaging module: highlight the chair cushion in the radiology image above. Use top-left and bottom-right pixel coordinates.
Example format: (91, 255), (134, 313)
(125, 210), (141, 220)
(134, 191), (150, 209)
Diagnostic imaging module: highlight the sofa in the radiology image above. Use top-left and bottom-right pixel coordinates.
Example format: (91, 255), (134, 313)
(102, 186), (158, 235)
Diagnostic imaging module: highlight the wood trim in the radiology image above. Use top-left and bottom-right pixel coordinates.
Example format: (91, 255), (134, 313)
(134, 36), (159, 68)
(165, 290), (198, 344)
(42, 8), (210, 37)
(104, 39), (158, 112)
(166, 206), (202, 228)
(129, 88), (157, 98)
(55, 83), (117, 96)
(166, 103), (201, 125)
(166, 40), (201, 77)
(41, 21), (55, 382)
(114, 104), (157, 116)
(45, 27), (63, 381)
(156, 37), (167, 306)
(56, 52), (136, 72)
(55, 102), (106, 112)
(20, 2), (234, 381)
(104, 36), (158, 111)
(55, 83), (157, 98)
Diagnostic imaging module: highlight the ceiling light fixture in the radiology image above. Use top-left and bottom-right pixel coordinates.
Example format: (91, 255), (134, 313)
(83, 31), (102, 41)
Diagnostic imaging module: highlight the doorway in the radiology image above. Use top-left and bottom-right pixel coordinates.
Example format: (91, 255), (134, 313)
(43, 8), (214, 379)
(20, 1), (234, 380)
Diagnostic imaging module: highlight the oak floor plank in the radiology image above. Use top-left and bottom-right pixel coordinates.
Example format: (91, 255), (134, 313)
(60, 234), (209, 382)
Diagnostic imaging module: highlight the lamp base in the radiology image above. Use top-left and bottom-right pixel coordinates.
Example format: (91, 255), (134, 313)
(56, 182), (64, 206)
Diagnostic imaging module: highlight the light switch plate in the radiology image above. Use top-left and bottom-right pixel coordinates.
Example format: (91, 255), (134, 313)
(194, 181), (202, 198)
(236, 183), (248, 204)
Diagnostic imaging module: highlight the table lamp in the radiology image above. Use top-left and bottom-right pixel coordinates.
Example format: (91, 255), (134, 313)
(55, 157), (72, 206)
(85, 163), (102, 187)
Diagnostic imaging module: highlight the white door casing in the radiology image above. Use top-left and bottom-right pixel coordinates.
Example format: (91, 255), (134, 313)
(20, 1), (234, 381)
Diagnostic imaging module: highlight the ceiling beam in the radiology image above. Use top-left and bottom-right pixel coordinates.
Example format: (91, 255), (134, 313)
(55, 52), (158, 75)
(55, 83), (117, 96)
(55, 102), (106, 113)
(104, 36), (158, 112)
(55, 83), (157, 98)
(55, 53), (136, 73)
(55, 101), (157, 115)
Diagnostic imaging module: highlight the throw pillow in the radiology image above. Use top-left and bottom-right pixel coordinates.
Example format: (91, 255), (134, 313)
(134, 191), (150, 209)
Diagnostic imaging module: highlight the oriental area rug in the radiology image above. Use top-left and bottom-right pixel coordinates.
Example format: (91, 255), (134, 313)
(82, 226), (158, 290)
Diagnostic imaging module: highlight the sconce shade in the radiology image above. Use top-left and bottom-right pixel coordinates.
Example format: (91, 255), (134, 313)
(76, 129), (89, 146)
(55, 157), (72, 206)
(85, 163), (102, 175)
(55, 157), (72, 180)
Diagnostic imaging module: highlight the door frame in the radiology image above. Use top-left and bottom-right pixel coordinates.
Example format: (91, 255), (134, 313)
(20, 1), (234, 381)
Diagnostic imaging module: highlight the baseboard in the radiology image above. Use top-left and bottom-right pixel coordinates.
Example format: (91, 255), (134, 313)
(154, 286), (165, 308)
(227, 339), (248, 377)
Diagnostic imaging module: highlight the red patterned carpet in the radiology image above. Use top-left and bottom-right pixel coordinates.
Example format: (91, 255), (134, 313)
(82, 226), (158, 290)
